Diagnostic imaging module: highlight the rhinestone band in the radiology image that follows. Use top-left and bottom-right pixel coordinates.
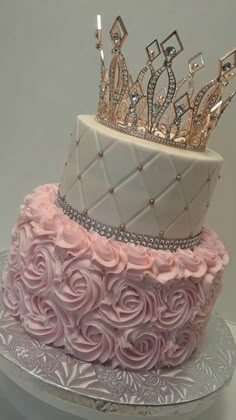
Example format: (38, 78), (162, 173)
(56, 191), (201, 251)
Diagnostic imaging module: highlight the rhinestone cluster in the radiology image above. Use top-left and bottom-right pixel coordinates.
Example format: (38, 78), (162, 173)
(56, 191), (201, 251)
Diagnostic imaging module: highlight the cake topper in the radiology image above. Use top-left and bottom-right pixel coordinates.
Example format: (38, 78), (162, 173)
(95, 15), (236, 152)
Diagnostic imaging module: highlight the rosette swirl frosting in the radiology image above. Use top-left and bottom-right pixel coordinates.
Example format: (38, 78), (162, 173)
(99, 274), (159, 328)
(53, 259), (102, 316)
(23, 295), (69, 346)
(3, 268), (26, 318)
(114, 327), (167, 370)
(3, 184), (229, 370)
(164, 325), (200, 367)
(65, 311), (116, 363)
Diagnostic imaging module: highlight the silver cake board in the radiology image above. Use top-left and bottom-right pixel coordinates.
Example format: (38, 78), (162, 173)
(0, 250), (235, 420)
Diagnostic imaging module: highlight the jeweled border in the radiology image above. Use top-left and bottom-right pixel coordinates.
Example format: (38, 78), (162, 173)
(95, 116), (205, 153)
(56, 191), (201, 251)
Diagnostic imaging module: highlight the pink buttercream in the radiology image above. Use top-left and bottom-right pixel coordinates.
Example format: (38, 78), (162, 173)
(124, 243), (153, 280)
(65, 311), (116, 363)
(151, 250), (182, 282)
(91, 238), (126, 274)
(3, 268), (26, 318)
(3, 184), (229, 371)
(175, 248), (207, 279)
(114, 327), (167, 370)
(99, 274), (159, 328)
(155, 279), (205, 330)
(164, 325), (200, 366)
(23, 294), (70, 346)
(53, 258), (102, 316)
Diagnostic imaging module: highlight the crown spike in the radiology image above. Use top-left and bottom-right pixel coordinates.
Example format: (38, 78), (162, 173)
(110, 16), (128, 49)
(220, 90), (236, 114)
(147, 64), (166, 131)
(152, 61), (177, 131)
(175, 53), (204, 102)
(209, 90), (236, 132)
(96, 15), (105, 70)
(95, 16), (235, 152)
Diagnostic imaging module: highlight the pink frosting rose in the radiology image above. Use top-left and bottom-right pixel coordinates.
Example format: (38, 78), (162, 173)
(91, 236), (126, 274)
(176, 249), (207, 279)
(11, 224), (20, 244)
(17, 223), (35, 259)
(32, 211), (63, 239)
(23, 295), (69, 346)
(20, 184), (59, 227)
(201, 227), (220, 246)
(201, 272), (223, 311)
(65, 311), (116, 363)
(192, 310), (210, 331)
(3, 268), (26, 318)
(155, 280), (205, 330)
(198, 246), (224, 276)
(190, 273), (222, 328)
(114, 327), (167, 370)
(53, 258), (102, 316)
(201, 230), (229, 266)
(123, 243), (153, 281)
(19, 236), (59, 295)
(99, 275), (159, 328)
(151, 250), (182, 283)
(7, 227), (20, 267)
(55, 222), (91, 258)
(164, 325), (200, 366)
(22, 192), (35, 208)
(33, 184), (58, 199)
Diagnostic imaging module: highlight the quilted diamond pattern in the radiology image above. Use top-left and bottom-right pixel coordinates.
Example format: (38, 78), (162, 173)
(59, 116), (223, 239)
(76, 128), (100, 174)
(115, 172), (150, 222)
(127, 207), (160, 236)
(181, 161), (208, 204)
(82, 159), (110, 209)
(189, 183), (209, 230)
(102, 141), (137, 187)
(89, 194), (121, 225)
(153, 182), (188, 232)
(66, 179), (85, 211)
(208, 165), (221, 203)
(142, 154), (176, 198)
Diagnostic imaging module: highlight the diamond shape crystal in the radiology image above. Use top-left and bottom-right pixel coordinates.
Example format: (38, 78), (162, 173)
(113, 32), (121, 44)
(222, 62), (232, 72)
(110, 16), (128, 48)
(131, 92), (139, 104)
(146, 39), (161, 62)
(165, 46), (176, 57)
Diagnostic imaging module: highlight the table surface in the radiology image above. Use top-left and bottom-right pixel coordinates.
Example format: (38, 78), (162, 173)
(0, 322), (235, 420)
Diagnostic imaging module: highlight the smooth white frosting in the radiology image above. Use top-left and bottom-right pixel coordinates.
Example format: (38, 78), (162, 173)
(59, 115), (223, 239)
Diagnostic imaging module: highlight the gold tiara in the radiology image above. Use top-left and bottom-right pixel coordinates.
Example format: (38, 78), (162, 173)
(95, 15), (236, 152)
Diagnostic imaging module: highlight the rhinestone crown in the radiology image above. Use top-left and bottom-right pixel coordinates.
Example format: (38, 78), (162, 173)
(95, 15), (236, 152)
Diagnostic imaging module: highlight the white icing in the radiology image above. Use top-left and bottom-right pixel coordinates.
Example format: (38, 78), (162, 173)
(59, 115), (223, 239)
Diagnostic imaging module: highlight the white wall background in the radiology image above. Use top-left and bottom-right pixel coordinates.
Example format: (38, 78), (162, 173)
(0, 0), (235, 321)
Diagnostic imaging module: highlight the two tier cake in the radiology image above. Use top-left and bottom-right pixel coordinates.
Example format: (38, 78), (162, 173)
(3, 16), (235, 370)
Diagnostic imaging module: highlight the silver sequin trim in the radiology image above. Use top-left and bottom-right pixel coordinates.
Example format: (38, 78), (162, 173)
(56, 191), (201, 251)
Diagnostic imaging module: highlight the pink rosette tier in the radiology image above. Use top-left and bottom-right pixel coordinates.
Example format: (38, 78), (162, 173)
(3, 184), (229, 371)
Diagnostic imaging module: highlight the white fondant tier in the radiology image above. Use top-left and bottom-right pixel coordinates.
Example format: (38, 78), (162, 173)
(59, 115), (223, 239)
